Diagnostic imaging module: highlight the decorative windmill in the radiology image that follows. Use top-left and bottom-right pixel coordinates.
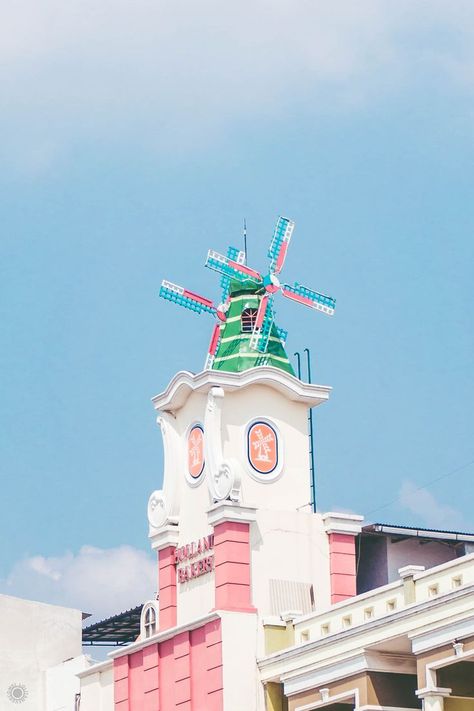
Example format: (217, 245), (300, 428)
(159, 217), (335, 375)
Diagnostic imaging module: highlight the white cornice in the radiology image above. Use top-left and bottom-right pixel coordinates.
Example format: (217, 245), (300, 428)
(151, 368), (331, 414)
(322, 512), (364, 536)
(283, 653), (365, 697)
(207, 501), (257, 526)
(77, 658), (113, 679)
(149, 524), (180, 551)
(108, 612), (221, 659)
(410, 612), (474, 654)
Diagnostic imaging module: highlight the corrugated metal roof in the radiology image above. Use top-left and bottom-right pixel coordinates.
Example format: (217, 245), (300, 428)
(363, 522), (474, 542)
(82, 604), (143, 646)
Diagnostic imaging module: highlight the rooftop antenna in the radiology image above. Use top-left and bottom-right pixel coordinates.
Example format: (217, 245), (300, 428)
(243, 218), (248, 265)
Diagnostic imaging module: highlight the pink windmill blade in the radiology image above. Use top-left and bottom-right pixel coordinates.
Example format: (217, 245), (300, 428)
(204, 323), (222, 370)
(281, 282), (336, 316)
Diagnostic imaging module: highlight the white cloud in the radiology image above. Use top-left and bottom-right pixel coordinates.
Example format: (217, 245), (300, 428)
(0, 545), (156, 622)
(1, 0), (474, 169)
(398, 480), (470, 531)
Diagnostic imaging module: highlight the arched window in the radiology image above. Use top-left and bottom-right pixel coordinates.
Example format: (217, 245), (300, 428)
(144, 605), (157, 638)
(241, 308), (258, 333)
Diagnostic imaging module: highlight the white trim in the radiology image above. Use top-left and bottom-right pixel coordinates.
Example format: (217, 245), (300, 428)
(423, 647), (474, 690)
(77, 659), (113, 679)
(323, 512), (364, 536)
(151, 367), (331, 414)
(219, 333), (282, 345)
(108, 612), (221, 659)
(398, 565), (426, 579)
(149, 524), (180, 551)
(207, 501), (257, 526)
(410, 612), (474, 654)
(263, 616), (288, 627)
(284, 653), (366, 696)
(214, 352), (290, 364)
(370, 525), (474, 543)
(227, 294), (260, 307)
(413, 553), (474, 581)
(141, 600), (160, 640)
(416, 688), (452, 699)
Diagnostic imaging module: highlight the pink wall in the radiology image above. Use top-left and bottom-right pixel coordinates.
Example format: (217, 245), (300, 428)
(159, 546), (177, 630)
(114, 618), (223, 711)
(214, 520), (256, 613)
(328, 532), (357, 603)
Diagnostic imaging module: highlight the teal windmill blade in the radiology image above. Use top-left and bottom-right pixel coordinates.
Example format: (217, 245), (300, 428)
(205, 249), (262, 285)
(159, 280), (217, 316)
(220, 246), (246, 300)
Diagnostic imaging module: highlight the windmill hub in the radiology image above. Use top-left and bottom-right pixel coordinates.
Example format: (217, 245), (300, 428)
(216, 303), (229, 322)
(263, 273), (280, 293)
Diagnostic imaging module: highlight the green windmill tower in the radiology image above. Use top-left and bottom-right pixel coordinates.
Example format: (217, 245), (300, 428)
(160, 217), (336, 376)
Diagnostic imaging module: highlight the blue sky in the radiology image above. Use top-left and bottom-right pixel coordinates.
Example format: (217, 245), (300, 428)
(1, 1), (473, 619)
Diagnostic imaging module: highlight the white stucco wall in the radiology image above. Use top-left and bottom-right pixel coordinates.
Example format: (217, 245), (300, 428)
(220, 611), (259, 711)
(45, 655), (90, 711)
(0, 594), (83, 710)
(78, 661), (114, 711)
(251, 509), (330, 656)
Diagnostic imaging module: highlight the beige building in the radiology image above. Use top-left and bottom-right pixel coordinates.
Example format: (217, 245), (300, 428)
(260, 526), (474, 711)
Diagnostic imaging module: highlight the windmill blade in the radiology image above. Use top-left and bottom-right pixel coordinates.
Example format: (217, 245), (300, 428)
(206, 249), (262, 285)
(249, 294), (274, 352)
(204, 323), (222, 370)
(281, 282), (336, 316)
(268, 216), (295, 275)
(160, 280), (217, 316)
(220, 246), (246, 299)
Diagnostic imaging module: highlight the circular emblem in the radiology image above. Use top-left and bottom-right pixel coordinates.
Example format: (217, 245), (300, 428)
(187, 425), (205, 480)
(247, 421), (278, 474)
(7, 684), (28, 704)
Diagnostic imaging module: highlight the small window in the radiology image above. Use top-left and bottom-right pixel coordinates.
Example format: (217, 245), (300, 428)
(386, 599), (397, 612)
(428, 584), (439, 598)
(301, 629), (310, 642)
(144, 606), (157, 638)
(452, 575), (463, 589)
(364, 607), (374, 620)
(342, 615), (352, 629)
(241, 308), (258, 332)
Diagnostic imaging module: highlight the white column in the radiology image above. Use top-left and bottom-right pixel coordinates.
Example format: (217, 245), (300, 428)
(417, 687), (451, 711)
